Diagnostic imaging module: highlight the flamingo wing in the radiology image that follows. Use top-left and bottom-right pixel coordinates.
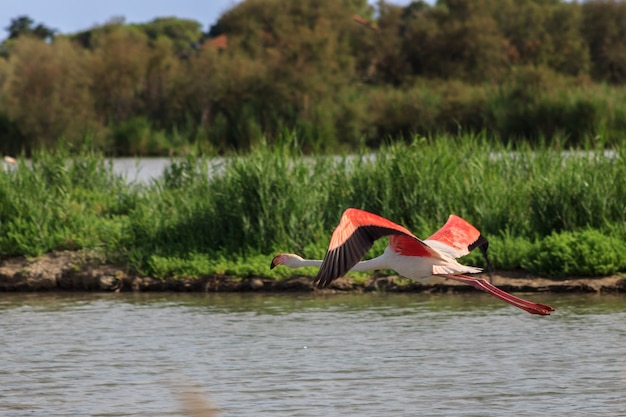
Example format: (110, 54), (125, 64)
(424, 214), (493, 273)
(424, 214), (482, 258)
(314, 208), (439, 288)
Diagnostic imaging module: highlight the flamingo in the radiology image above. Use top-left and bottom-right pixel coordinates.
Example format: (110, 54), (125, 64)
(271, 208), (554, 316)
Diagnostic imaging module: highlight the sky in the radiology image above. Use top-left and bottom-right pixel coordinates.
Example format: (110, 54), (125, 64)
(0, 0), (412, 38)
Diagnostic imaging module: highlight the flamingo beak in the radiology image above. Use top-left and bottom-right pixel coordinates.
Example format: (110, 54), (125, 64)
(270, 256), (278, 269)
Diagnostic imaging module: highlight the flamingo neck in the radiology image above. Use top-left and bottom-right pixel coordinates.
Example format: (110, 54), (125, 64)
(351, 256), (388, 272)
(293, 259), (323, 268)
(287, 255), (387, 272)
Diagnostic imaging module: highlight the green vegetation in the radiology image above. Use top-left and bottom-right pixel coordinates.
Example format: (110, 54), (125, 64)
(1, 0), (626, 154)
(1, 1), (625, 280)
(1, 137), (625, 279)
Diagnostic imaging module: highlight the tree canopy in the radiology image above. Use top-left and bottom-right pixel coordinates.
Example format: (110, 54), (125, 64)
(5, 15), (56, 41)
(1, 0), (626, 155)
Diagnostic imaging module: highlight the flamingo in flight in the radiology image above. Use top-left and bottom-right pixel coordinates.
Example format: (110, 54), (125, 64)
(271, 208), (554, 315)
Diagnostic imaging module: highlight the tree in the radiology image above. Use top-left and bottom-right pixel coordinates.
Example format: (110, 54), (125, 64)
(491, 0), (589, 76)
(5, 15), (56, 41)
(134, 17), (204, 55)
(88, 26), (150, 123)
(544, 1), (589, 76)
(368, 1), (412, 85)
(203, 0), (370, 147)
(582, 0), (626, 83)
(401, 0), (508, 82)
(3, 37), (100, 148)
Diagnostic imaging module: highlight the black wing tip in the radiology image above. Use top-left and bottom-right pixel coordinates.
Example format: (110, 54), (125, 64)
(468, 233), (488, 252)
(469, 234), (494, 276)
(313, 224), (394, 290)
(313, 277), (328, 288)
(313, 271), (335, 288)
(313, 263), (339, 289)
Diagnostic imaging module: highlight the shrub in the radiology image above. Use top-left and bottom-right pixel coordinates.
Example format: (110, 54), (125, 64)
(522, 229), (626, 278)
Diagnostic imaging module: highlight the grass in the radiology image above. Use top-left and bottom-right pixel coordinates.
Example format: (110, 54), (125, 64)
(0, 147), (137, 257)
(1, 134), (625, 279)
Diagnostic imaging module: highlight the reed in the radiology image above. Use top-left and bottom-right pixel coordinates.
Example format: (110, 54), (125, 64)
(1, 135), (624, 278)
(0, 147), (137, 257)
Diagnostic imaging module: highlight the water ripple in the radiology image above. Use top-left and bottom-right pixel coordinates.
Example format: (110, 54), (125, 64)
(1, 293), (625, 416)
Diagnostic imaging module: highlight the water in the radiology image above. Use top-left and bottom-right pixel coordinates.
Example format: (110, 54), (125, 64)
(112, 158), (219, 184)
(1, 293), (625, 417)
(5, 152), (620, 184)
(109, 156), (360, 184)
(111, 157), (172, 183)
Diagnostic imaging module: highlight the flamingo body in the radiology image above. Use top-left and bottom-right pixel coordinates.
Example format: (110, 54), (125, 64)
(314, 208), (483, 287)
(271, 208), (554, 316)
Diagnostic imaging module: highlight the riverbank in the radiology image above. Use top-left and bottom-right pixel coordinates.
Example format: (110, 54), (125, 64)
(1, 251), (624, 293)
(3, 142), (626, 280)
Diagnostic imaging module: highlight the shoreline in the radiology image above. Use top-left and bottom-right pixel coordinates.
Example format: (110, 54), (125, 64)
(1, 251), (625, 293)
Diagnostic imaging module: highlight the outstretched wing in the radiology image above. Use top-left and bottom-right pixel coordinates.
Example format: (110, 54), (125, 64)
(314, 208), (439, 288)
(423, 214), (493, 273)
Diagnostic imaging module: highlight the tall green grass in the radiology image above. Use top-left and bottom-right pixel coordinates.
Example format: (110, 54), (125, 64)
(1, 135), (625, 278)
(0, 147), (137, 257)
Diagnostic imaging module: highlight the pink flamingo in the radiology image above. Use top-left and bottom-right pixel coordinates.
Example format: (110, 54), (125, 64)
(271, 208), (554, 315)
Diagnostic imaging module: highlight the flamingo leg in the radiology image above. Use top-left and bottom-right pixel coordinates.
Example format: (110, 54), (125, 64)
(442, 275), (555, 316)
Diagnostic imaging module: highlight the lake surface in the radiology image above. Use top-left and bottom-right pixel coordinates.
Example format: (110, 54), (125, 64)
(1, 292), (625, 417)
(5, 152), (619, 184)
(112, 158), (189, 183)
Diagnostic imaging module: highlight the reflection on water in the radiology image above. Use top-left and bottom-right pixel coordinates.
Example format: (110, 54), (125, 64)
(1, 292), (625, 417)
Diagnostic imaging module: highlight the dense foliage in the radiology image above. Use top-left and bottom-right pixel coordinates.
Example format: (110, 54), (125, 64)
(1, 138), (625, 279)
(1, 0), (626, 155)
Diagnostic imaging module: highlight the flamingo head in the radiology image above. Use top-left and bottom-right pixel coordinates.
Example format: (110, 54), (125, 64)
(270, 253), (304, 269)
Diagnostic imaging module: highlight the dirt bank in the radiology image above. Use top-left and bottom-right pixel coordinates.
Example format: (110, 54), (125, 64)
(1, 251), (625, 293)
